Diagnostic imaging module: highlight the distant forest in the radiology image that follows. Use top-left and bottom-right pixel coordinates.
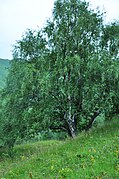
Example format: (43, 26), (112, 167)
(0, 58), (10, 89)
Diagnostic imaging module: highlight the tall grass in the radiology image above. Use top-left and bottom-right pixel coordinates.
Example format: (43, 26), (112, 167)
(0, 117), (119, 178)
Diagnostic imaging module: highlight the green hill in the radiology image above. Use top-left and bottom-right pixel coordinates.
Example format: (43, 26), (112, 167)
(0, 117), (119, 178)
(0, 58), (10, 89)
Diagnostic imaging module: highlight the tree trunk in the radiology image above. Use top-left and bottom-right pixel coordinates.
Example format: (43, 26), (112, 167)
(67, 114), (76, 138)
(65, 95), (76, 138)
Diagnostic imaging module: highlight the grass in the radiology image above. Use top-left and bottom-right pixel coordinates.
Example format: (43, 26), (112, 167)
(0, 118), (119, 179)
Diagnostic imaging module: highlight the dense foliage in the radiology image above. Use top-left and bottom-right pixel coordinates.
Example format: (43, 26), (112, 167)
(0, 0), (119, 148)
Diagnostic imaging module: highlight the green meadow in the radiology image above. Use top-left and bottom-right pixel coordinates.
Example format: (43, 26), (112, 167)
(0, 117), (119, 179)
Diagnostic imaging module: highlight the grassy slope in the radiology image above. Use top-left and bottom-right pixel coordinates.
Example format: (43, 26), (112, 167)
(0, 58), (10, 89)
(0, 118), (119, 179)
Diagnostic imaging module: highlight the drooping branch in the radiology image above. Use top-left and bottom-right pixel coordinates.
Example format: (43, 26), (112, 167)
(84, 110), (101, 131)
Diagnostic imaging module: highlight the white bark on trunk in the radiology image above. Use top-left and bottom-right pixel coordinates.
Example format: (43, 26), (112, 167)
(66, 95), (76, 138)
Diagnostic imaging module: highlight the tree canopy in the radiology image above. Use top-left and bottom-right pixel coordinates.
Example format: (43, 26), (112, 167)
(0, 0), (119, 148)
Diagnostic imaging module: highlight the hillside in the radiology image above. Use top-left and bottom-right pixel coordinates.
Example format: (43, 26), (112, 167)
(0, 117), (119, 178)
(0, 58), (10, 89)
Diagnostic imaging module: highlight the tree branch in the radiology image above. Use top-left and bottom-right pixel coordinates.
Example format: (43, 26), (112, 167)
(84, 110), (101, 131)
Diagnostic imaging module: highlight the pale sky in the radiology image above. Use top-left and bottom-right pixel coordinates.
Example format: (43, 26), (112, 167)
(0, 0), (119, 59)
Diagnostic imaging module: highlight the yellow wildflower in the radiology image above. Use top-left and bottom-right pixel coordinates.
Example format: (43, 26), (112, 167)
(91, 156), (95, 162)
